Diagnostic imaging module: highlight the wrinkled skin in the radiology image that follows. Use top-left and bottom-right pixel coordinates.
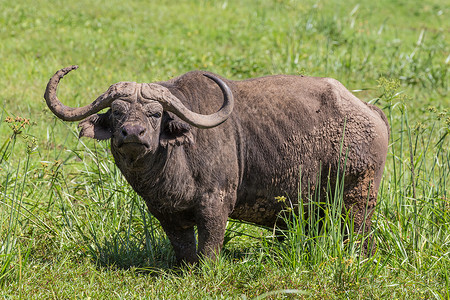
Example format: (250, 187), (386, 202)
(48, 70), (389, 264)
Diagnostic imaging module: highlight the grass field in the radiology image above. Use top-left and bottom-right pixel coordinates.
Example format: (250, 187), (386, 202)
(1, 0), (449, 298)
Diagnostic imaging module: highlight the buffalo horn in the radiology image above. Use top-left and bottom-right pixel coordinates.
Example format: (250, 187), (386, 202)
(44, 65), (120, 121)
(142, 74), (234, 129)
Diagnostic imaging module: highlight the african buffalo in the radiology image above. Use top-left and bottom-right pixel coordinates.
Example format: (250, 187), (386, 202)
(44, 65), (389, 264)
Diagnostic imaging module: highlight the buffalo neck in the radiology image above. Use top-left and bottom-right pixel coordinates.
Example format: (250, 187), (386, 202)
(111, 143), (197, 214)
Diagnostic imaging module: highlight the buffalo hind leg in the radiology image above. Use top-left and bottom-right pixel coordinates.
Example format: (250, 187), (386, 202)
(343, 169), (378, 255)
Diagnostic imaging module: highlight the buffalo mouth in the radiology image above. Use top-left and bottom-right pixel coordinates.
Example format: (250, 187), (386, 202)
(115, 141), (152, 163)
(117, 140), (150, 149)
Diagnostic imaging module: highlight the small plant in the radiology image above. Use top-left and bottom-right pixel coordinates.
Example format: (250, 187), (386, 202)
(1, 115), (36, 163)
(0, 114), (35, 287)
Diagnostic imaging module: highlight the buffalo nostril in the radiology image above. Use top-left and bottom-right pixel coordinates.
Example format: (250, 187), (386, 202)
(121, 124), (146, 139)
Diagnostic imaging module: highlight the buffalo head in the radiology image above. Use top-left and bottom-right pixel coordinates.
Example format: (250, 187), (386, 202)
(44, 65), (234, 162)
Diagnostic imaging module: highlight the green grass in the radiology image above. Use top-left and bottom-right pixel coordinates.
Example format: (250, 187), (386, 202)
(1, 0), (449, 298)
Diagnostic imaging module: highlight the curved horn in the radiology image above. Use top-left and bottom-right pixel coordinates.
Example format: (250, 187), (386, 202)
(44, 65), (121, 121)
(141, 74), (234, 129)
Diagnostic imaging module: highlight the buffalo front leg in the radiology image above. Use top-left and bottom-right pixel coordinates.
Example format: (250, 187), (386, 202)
(195, 192), (231, 261)
(159, 222), (197, 265)
(196, 213), (229, 261)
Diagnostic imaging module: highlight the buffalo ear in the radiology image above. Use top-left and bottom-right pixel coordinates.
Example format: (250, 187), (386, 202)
(160, 113), (194, 148)
(78, 111), (112, 140)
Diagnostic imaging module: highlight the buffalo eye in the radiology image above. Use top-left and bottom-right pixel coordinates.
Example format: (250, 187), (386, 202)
(148, 112), (161, 118)
(111, 101), (129, 117)
(113, 109), (122, 117)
